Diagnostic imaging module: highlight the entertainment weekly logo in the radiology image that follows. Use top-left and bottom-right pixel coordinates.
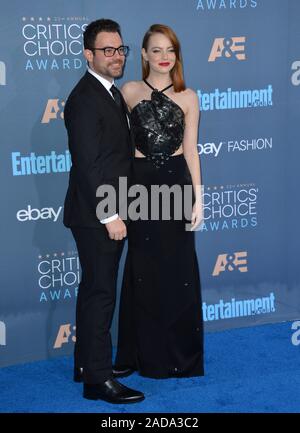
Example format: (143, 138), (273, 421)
(197, 85), (273, 111)
(11, 150), (71, 176)
(21, 16), (88, 71)
(196, 0), (258, 12)
(203, 292), (275, 322)
(37, 251), (80, 303)
(200, 183), (258, 232)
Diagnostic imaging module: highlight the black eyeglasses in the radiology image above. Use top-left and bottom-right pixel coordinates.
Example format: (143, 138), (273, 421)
(92, 46), (129, 57)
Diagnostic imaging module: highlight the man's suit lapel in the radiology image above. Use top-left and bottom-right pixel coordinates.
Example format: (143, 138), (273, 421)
(85, 72), (134, 156)
(85, 72), (128, 129)
(84, 72), (134, 156)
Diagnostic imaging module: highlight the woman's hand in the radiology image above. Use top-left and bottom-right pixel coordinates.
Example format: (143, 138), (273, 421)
(190, 200), (204, 231)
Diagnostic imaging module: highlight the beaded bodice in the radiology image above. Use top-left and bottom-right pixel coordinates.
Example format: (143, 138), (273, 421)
(130, 80), (185, 169)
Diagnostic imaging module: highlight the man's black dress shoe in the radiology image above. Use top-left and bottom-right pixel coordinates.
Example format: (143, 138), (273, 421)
(83, 378), (144, 404)
(74, 366), (134, 382)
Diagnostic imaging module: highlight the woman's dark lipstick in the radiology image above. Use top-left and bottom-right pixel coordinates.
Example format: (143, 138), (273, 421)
(158, 62), (170, 66)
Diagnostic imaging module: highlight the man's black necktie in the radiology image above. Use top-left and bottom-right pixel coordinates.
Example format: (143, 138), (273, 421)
(110, 85), (132, 154)
(110, 84), (127, 121)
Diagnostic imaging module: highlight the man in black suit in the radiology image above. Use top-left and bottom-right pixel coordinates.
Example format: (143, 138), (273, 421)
(63, 19), (143, 404)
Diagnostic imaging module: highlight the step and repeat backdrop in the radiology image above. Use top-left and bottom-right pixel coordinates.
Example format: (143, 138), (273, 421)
(1, 0), (300, 367)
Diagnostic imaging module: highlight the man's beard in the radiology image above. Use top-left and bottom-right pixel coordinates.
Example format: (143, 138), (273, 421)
(108, 62), (124, 77)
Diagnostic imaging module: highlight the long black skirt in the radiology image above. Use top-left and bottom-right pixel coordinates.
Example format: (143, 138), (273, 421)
(115, 154), (204, 378)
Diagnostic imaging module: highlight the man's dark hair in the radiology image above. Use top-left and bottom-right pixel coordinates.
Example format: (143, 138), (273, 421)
(83, 19), (122, 50)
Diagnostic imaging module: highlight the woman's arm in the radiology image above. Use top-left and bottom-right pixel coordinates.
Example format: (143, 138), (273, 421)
(182, 89), (203, 230)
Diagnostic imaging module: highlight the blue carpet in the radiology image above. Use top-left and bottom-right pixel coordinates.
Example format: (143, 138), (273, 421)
(0, 321), (299, 413)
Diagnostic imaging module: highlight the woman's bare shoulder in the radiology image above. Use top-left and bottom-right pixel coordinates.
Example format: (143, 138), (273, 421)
(121, 80), (144, 94)
(177, 88), (199, 113)
(180, 87), (198, 101)
(174, 88), (199, 114)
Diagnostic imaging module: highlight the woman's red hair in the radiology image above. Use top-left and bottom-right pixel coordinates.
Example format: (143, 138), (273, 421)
(142, 24), (186, 93)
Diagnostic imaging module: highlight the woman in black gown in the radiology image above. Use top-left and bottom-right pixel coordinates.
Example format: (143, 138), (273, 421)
(115, 24), (204, 379)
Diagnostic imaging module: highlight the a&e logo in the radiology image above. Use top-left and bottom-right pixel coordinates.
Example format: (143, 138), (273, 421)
(42, 99), (65, 123)
(212, 251), (248, 276)
(54, 323), (76, 348)
(209, 37), (246, 62)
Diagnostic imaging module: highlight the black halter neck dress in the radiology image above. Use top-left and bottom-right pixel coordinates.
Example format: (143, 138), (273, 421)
(115, 80), (204, 379)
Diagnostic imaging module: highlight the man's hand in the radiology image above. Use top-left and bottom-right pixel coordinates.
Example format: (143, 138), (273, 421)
(105, 217), (127, 240)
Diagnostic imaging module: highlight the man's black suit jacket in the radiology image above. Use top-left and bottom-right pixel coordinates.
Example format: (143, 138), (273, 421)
(63, 71), (133, 229)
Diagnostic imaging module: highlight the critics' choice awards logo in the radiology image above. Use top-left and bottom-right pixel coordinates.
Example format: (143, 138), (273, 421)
(209, 37), (246, 62)
(212, 251), (247, 276)
(54, 323), (76, 348)
(198, 137), (272, 157)
(291, 61), (300, 86)
(0, 321), (6, 346)
(196, 0), (258, 11)
(0, 61), (6, 85)
(21, 16), (88, 71)
(37, 251), (80, 303)
(200, 183), (258, 232)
